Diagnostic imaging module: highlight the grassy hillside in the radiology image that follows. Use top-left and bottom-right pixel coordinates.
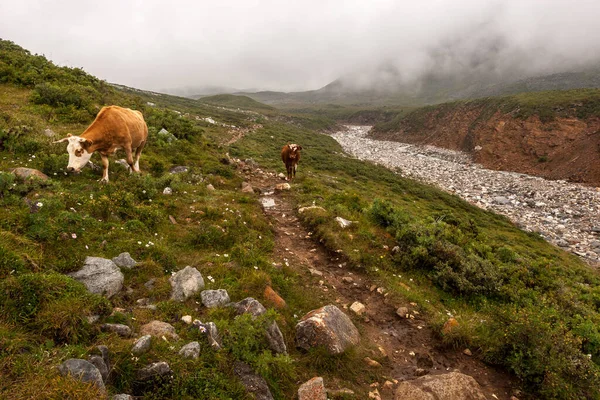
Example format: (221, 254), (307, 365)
(198, 94), (276, 112)
(2, 38), (600, 399)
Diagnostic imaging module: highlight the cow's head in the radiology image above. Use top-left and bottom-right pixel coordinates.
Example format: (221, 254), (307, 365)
(53, 134), (94, 173)
(288, 143), (302, 158)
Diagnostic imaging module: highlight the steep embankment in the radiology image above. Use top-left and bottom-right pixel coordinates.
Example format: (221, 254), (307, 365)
(371, 90), (600, 186)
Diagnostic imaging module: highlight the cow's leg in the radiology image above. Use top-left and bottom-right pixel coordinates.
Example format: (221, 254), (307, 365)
(286, 163), (291, 180)
(124, 145), (135, 173)
(99, 154), (110, 183)
(132, 140), (146, 173)
(293, 163), (297, 179)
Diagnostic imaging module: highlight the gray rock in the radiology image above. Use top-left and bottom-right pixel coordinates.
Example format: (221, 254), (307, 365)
(206, 183), (215, 191)
(335, 216), (355, 228)
(43, 128), (56, 137)
(557, 239), (569, 247)
(298, 377), (327, 400)
(169, 165), (188, 174)
(200, 289), (230, 308)
(265, 322), (287, 354)
(115, 159), (132, 171)
(158, 128), (177, 143)
(163, 187), (173, 195)
(112, 395), (133, 400)
(144, 279), (156, 290)
(97, 345), (110, 371)
(295, 305), (360, 354)
(179, 341), (200, 359)
(89, 355), (108, 383)
(132, 335), (152, 355)
(11, 167), (49, 181)
(169, 266), (205, 302)
(58, 359), (105, 391)
(260, 197), (276, 208)
(393, 371), (487, 400)
(100, 323), (132, 337)
(493, 196), (511, 205)
(112, 252), (137, 269)
(136, 361), (172, 382)
(232, 297), (267, 317)
(233, 361), (274, 400)
(69, 256), (124, 298)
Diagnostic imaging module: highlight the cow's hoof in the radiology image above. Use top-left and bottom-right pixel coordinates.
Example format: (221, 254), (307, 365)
(98, 178), (109, 184)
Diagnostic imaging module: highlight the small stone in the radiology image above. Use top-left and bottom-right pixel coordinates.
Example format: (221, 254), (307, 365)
(278, 173), (286, 179)
(140, 321), (179, 340)
(181, 315), (193, 324)
(200, 289), (230, 308)
(11, 167), (49, 181)
(341, 276), (354, 283)
(463, 348), (472, 356)
(241, 182), (254, 193)
(168, 215), (177, 224)
(396, 306), (409, 318)
(382, 380), (395, 391)
(298, 377), (326, 400)
(169, 166), (188, 174)
(132, 335), (152, 355)
(368, 388), (381, 400)
(100, 324), (132, 337)
(309, 268), (323, 276)
(264, 285), (286, 309)
(327, 388), (355, 396)
(260, 197), (276, 208)
(349, 301), (366, 316)
(298, 205), (326, 214)
(275, 183), (291, 191)
(206, 184), (215, 191)
(335, 216), (355, 228)
(170, 266), (205, 302)
(88, 355), (108, 383)
(112, 252), (137, 269)
(233, 361), (274, 400)
(163, 187), (173, 195)
(112, 395), (133, 400)
(43, 128), (56, 137)
(364, 357), (382, 368)
(58, 359), (105, 391)
(179, 341), (200, 359)
(136, 361), (172, 382)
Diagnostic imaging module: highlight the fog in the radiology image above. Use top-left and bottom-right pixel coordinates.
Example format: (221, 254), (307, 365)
(1, 0), (599, 94)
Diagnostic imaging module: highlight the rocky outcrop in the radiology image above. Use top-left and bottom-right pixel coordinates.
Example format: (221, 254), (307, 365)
(393, 372), (487, 400)
(295, 305), (360, 354)
(69, 257), (124, 298)
(169, 266), (204, 302)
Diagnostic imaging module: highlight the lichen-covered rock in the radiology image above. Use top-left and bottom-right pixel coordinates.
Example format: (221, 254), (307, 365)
(132, 335), (152, 355)
(179, 341), (200, 359)
(393, 372), (487, 400)
(58, 359), (105, 391)
(233, 361), (274, 400)
(136, 361), (172, 382)
(112, 252), (137, 269)
(139, 321), (179, 340)
(200, 289), (230, 308)
(231, 297), (267, 317)
(295, 305), (360, 354)
(88, 355), (109, 383)
(69, 257), (124, 298)
(169, 266), (204, 302)
(298, 377), (327, 400)
(11, 167), (49, 181)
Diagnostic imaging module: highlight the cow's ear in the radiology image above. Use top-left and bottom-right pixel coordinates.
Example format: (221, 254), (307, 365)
(67, 133), (72, 137)
(297, 145), (303, 150)
(82, 139), (93, 149)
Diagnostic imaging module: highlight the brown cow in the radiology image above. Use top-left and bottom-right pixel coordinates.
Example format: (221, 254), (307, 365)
(53, 106), (148, 183)
(281, 143), (302, 181)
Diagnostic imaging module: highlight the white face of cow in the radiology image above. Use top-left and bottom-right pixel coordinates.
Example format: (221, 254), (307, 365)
(53, 134), (93, 173)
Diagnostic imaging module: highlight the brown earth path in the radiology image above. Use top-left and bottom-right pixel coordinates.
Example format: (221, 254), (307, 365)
(238, 162), (520, 400)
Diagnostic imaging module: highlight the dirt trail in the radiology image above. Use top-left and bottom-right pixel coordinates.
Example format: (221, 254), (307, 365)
(238, 164), (518, 399)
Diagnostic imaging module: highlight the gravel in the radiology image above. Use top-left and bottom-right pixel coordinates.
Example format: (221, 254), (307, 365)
(331, 125), (600, 265)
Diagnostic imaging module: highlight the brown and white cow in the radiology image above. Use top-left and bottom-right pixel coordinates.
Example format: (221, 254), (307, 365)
(281, 143), (302, 181)
(54, 105), (148, 183)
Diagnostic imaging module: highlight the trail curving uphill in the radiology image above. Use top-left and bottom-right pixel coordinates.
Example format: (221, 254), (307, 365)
(331, 125), (600, 266)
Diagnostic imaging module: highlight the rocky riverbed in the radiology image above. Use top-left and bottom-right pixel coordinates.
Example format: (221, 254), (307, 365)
(331, 125), (600, 265)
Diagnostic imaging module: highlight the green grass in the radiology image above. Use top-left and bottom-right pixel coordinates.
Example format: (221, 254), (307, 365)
(198, 94), (276, 112)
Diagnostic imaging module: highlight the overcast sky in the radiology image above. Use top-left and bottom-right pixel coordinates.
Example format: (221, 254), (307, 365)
(1, 0), (599, 93)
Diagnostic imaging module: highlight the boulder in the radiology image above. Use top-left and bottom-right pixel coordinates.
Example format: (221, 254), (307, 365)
(11, 167), (49, 181)
(393, 372), (487, 400)
(100, 323), (132, 337)
(112, 252), (137, 269)
(233, 361), (274, 400)
(58, 359), (105, 391)
(139, 321), (179, 341)
(132, 335), (152, 355)
(232, 297), (267, 317)
(298, 377), (327, 400)
(200, 289), (230, 308)
(169, 266), (205, 302)
(69, 257), (124, 298)
(179, 341), (200, 359)
(295, 305), (360, 354)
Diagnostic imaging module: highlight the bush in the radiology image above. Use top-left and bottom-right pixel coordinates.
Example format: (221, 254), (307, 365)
(0, 273), (111, 343)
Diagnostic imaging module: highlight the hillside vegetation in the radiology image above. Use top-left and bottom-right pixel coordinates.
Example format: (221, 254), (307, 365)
(372, 89), (600, 185)
(2, 39), (600, 399)
(197, 94), (276, 113)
